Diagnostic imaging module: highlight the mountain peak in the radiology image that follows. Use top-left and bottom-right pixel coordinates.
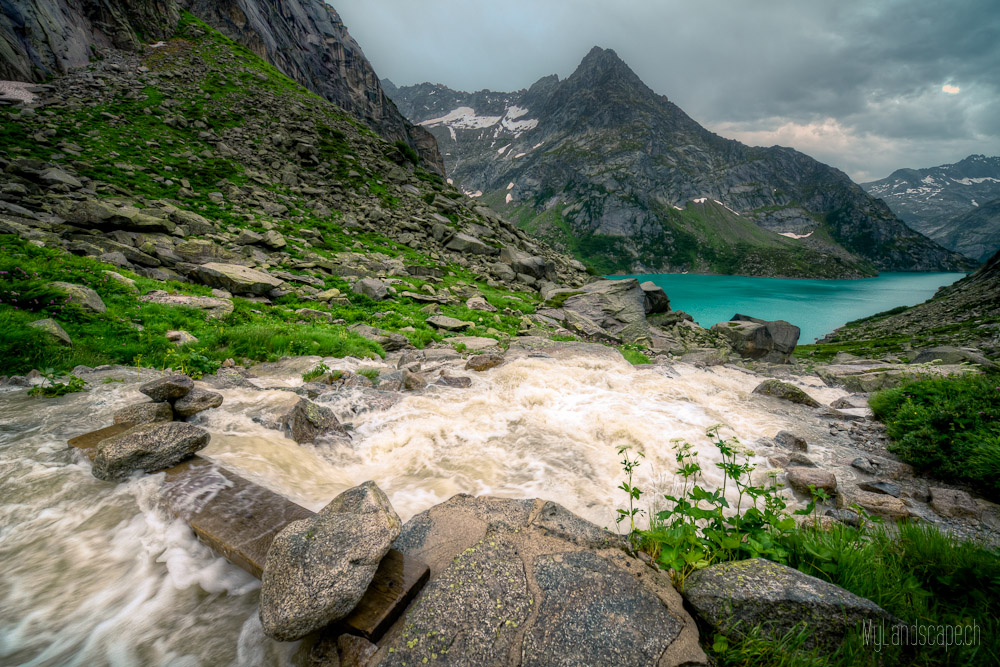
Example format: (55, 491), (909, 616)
(568, 46), (648, 93)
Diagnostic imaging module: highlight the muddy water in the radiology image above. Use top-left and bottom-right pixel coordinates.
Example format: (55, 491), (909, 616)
(0, 347), (845, 665)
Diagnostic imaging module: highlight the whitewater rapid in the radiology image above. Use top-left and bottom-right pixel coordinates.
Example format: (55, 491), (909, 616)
(0, 345), (846, 665)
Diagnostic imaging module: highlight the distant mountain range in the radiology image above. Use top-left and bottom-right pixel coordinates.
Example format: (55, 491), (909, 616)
(385, 47), (974, 278)
(862, 155), (1000, 263)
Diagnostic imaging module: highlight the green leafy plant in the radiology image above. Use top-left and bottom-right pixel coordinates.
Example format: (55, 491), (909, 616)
(28, 370), (87, 398)
(615, 446), (645, 552)
(358, 368), (380, 382)
(302, 362), (330, 382)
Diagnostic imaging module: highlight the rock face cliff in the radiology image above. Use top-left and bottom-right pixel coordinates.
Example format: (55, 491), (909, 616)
(387, 47), (974, 276)
(0, 0), (443, 172)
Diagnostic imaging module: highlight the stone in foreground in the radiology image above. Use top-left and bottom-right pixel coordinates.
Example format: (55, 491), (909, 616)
(684, 558), (895, 651)
(752, 379), (820, 407)
(91, 422), (210, 481)
(786, 468), (838, 495)
(173, 388), (224, 418)
(49, 281), (106, 314)
(378, 494), (706, 666)
(139, 374), (194, 402)
(259, 481), (402, 641)
(465, 352), (504, 372)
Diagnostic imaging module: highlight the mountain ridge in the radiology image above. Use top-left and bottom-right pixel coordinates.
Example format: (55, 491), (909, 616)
(387, 47), (975, 277)
(862, 154), (1000, 262)
(0, 0), (444, 172)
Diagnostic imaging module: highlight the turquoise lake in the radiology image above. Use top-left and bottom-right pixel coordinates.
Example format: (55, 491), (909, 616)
(611, 273), (968, 343)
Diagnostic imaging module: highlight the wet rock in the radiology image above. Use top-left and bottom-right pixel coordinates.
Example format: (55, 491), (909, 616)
(858, 481), (901, 498)
(775, 430), (808, 451)
(929, 487), (981, 519)
(436, 374), (472, 388)
(711, 315), (800, 364)
(49, 281), (106, 314)
(466, 352), (504, 372)
(92, 422), (210, 481)
(752, 379), (820, 407)
(192, 262), (283, 295)
(27, 318), (72, 346)
(683, 558), (895, 650)
(269, 397), (347, 443)
(786, 468), (837, 495)
(259, 481), (402, 641)
(113, 401), (173, 426)
(850, 457), (878, 475)
(352, 277), (389, 301)
(173, 388), (224, 418)
(830, 396), (864, 410)
(787, 453), (817, 468)
(205, 368), (258, 390)
(401, 369), (427, 391)
(426, 315), (473, 331)
(139, 374), (194, 402)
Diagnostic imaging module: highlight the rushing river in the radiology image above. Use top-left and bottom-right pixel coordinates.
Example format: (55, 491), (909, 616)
(0, 346), (847, 665)
(613, 272), (967, 342)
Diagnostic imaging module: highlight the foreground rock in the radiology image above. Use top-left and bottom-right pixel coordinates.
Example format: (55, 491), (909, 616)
(684, 558), (895, 651)
(376, 494), (706, 666)
(91, 422), (210, 481)
(49, 281), (106, 314)
(259, 481), (402, 641)
(752, 379), (820, 407)
(27, 318), (72, 346)
(193, 262), (283, 295)
(559, 278), (651, 344)
(711, 315), (800, 364)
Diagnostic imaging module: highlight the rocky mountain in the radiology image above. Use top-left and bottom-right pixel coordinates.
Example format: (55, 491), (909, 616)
(386, 47), (975, 277)
(0, 0), (443, 172)
(862, 155), (1000, 263)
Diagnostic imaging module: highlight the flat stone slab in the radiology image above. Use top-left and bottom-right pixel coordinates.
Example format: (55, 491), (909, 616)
(446, 335), (500, 351)
(68, 426), (428, 642)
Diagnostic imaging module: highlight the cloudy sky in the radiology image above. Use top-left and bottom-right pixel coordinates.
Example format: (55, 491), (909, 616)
(335, 0), (1000, 183)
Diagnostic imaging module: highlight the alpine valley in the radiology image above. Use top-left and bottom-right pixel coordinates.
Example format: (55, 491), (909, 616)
(385, 48), (975, 278)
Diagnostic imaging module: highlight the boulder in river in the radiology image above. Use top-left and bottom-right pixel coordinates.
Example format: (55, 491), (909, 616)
(139, 374), (194, 402)
(267, 397), (347, 444)
(91, 422), (210, 481)
(113, 401), (174, 426)
(752, 379), (820, 407)
(683, 558), (896, 651)
(559, 278), (653, 345)
(711, 314), (800, 364)
(172, 388), (224, 418)
(259, 481), (402, 641)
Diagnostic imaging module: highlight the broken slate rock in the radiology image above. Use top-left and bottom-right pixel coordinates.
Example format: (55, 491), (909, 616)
(173, 388), (224, 418)
(259, 481), (402, 641)
(91, 422), (210, 482)
(113, 401), (174, 426)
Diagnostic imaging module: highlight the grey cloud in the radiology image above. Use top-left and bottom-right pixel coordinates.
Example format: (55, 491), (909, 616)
(334, 0), (1000, 180)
